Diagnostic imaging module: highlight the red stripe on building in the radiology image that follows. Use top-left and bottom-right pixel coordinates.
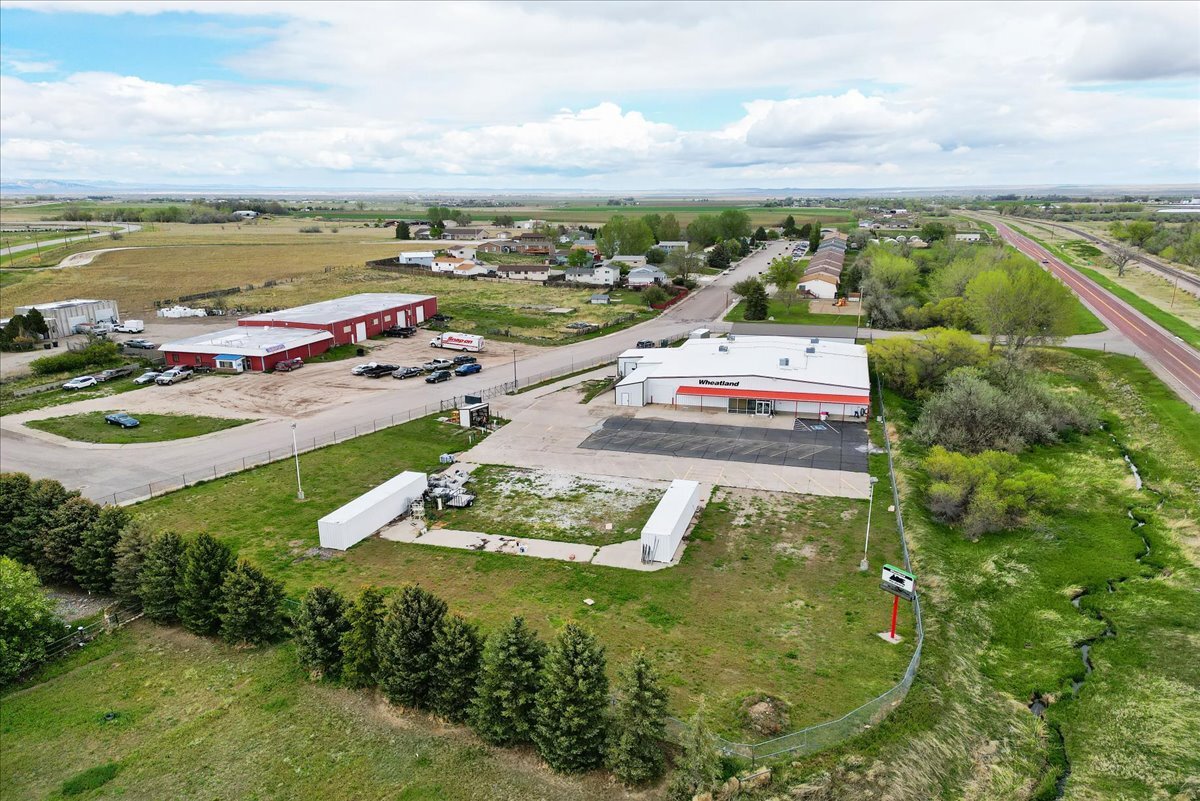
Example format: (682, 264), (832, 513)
(676, 386), (870, 404)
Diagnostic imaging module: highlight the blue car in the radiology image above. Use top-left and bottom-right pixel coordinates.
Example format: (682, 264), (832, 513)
(454, 363), (483, 376)
(104, 412), (140, 429)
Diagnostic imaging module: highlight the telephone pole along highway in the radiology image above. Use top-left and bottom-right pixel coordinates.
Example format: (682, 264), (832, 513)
(990, 219), (1200, 407)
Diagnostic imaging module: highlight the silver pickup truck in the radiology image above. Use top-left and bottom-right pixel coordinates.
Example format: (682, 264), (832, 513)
(155, 367), (194, 385)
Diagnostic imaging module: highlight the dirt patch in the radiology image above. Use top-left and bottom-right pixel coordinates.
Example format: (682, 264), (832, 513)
(46, 588), (114, 622)
(739, 693), (792, 737)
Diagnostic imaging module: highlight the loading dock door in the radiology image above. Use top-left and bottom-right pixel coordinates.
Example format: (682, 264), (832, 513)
(354, 322), (367, 342)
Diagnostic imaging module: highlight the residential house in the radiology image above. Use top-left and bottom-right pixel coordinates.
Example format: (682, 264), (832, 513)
(656, 240), (688, 254)
(564, 263), (619, 286)
(611, 254), (648, 269)
(448, 244), (477, 260)
(478, 241), (521, 254)
(496, 263), (550, 281)
(798, 272), (839, 299)
(627, 265), (668, 288)
(432, 255), (477, 273)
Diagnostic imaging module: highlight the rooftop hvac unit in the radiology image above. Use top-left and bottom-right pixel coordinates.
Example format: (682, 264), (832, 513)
(718, 345), (729, 353)
(779, 357), (790, 366)
(810, 337), (820, 344)
(728, 335), (736, 341)
(805, 346), (816, 354)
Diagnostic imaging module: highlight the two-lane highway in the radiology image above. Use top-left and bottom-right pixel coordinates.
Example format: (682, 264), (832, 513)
(992, 220), (1200, 406)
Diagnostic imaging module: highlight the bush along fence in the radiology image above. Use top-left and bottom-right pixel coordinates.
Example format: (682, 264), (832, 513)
(667, 375), (925, 764)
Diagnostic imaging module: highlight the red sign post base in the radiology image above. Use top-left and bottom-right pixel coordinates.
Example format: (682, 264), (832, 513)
(877, 595), (903, 645)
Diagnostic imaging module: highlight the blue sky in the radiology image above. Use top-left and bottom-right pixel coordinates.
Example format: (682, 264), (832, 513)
(1, 1), (1197, 190)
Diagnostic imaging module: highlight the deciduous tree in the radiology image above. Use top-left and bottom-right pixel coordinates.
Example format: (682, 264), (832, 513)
(0, 557), (63, 685)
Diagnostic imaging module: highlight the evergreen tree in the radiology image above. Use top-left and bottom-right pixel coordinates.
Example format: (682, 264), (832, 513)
(38, 495), (100, 585)
(23, 308), (50, 338)
(809, 220), (822, 252)
(340, 586), (386, 689)
(177, 533), (236, 635)
(139, 532), (185, 624)
(219, 560), (284, 645)
(666, 702), (722, 801)
(0, 472), (34, 561)
(533, 624), (610, 773)
(753, 225), (768, 241)
(295, 585), (349, 679)
(395, 221), (411, 240)
(429, 614), (482, 722)
(378, 585), (446, 708)
(744, 281), (770, 320)
(608, 650), (669, 786)
(470, 616), (545, 746)
(782, 214), (798, 236)
(73, 505), (129, 594)
(798, 222), (812, 239)
(111, 521), (153, 605)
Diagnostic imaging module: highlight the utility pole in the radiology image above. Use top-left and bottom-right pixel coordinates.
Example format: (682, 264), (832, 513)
(860, 475), (880, 571)
(512, 348), (518, 389)
(290, 423), (305, 500)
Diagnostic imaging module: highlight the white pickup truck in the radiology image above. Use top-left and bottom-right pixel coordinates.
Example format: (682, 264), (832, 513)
(114, 319), (145, 333)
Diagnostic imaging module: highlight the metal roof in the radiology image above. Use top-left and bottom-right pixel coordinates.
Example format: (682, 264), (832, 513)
(239, 293), (434, 326)
(160, 326), (333, 357)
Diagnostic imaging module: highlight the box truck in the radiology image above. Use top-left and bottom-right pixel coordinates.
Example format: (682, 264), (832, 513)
(430, 332), (484, 352)
(114, 319), (145, 333)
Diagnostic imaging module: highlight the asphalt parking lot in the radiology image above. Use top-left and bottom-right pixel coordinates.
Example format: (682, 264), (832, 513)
(579, 416), (869, 473)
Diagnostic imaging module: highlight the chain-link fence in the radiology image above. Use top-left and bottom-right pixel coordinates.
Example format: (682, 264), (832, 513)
(662, 375), (923, 763)
(40, 601), (144, 664)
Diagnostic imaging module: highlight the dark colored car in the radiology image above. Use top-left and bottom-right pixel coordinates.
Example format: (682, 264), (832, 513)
(430, 313), (453, 322)
(104, 412), (140, 428)
(382, 326), (417, 338)
(362, 363), (400, 378)
(275, 357), (304, 372)
(636, 340), (655, 348)
(392, 366), (424, 380)
(454, 363), (483, 376)
(425, 370), (452, 383)
(451, 355), (477, 365)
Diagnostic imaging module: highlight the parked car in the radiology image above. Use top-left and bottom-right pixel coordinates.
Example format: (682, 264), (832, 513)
(96, 365), (135, 381)
(124, 339), (157, 349)
(392, 366), (424, 380)
(454, 363), (483, 376)
(636, 340), (655, 349)
(362, 363), (400, 378)
(155, 367), (193, 385)
(452, 355), (477, 365)
(351, 362), (379, 375)
(62, 375), (98, 390)
(104, 412), (140, 428)
(382, 326), (417, 338)
(425, 370), (452, 384)
(422, 358), (453, 372)
(274, 357), (304, 372)
(430, 313), (453, 323)
(133, 371), (162, 385)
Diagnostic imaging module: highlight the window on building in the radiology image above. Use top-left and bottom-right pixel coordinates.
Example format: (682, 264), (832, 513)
(171, 354), (180, 363)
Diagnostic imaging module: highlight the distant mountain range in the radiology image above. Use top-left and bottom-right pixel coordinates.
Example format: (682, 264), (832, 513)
(2, 178), (1197, 200)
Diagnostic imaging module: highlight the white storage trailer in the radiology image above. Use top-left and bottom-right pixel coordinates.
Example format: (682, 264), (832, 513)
(317, 471), (428, 550)
(640, 479), (701, 563)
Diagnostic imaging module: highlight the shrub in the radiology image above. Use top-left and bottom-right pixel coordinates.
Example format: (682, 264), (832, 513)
(30, 341), (122, 376)
(869, 328), (989, 398)
(666, 703), (722, 801)
(299, 225), (323, 233)
(924, 446), (1058, 538)
(0, 557), (63, 685)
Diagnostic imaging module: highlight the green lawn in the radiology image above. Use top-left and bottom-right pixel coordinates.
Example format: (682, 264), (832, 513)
(301, 342), (368, 364)
(725, 298), (859, 327)
(0, 624), (634, 801)
(433, 465), (662, 547)
(129, 415), (913, 739)
(25, 411), (252, 443)
(779, 349), (1200, 799)
(0, 373), (156, 417)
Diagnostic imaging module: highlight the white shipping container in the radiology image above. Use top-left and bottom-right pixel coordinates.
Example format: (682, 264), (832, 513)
(318, 471), (428, 550)
(640, 479), (701, 563)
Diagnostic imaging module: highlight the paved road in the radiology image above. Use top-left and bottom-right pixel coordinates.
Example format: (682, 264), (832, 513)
(991, 219), (1200, 406)
(0, 223), (141, 258)
(0, 240), (794, 501)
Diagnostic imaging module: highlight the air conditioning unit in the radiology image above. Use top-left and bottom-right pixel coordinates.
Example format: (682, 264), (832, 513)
(810, 337), (820, 344)
(779, 357), (790, 366)
(805, 346), (816, 354)
(718, 345), (729, 353)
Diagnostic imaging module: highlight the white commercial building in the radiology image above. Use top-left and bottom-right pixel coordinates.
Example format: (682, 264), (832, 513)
(615, 335), (870, 421)
(317, 471), (429, 550)
(798, 273), (838, 299)
(15, 298), (118, 337)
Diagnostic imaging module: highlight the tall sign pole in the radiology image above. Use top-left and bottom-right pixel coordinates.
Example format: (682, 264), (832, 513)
(878, 563), (915, 645)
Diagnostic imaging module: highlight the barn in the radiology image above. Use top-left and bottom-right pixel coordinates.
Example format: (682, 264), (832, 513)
(160, 327), (336, 372)
(238, 293), (437, 345)
(614, 335), (870, 421)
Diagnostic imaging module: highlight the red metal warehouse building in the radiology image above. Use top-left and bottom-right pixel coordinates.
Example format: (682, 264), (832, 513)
(237, 293), (437, 345)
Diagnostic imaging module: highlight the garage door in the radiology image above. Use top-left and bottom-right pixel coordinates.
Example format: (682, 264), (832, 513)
(416, 306), (425, 323)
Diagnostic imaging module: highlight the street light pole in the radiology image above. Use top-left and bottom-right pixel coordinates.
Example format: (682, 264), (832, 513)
(860, 475), (879, 571)
(290, 423), (305, 500)
(512, 348), (518, 389)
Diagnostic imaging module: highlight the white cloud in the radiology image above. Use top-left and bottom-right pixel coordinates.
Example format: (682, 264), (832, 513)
(0, 0), (1197, 188)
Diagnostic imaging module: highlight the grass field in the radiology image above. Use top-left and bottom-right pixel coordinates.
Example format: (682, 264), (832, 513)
(725, 299), (859, 327)
(128, 415), (913, 739)
(433, 466), (662, 547)
(778, 349), (1200, 799)
(0, 371), (156, 417)
(25, 411), (252, 443)
(0, 624), (637, 801)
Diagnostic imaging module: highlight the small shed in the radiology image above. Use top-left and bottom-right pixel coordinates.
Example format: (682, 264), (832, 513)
(640, 480), (701, 563)
(589, 293), (611, 305)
